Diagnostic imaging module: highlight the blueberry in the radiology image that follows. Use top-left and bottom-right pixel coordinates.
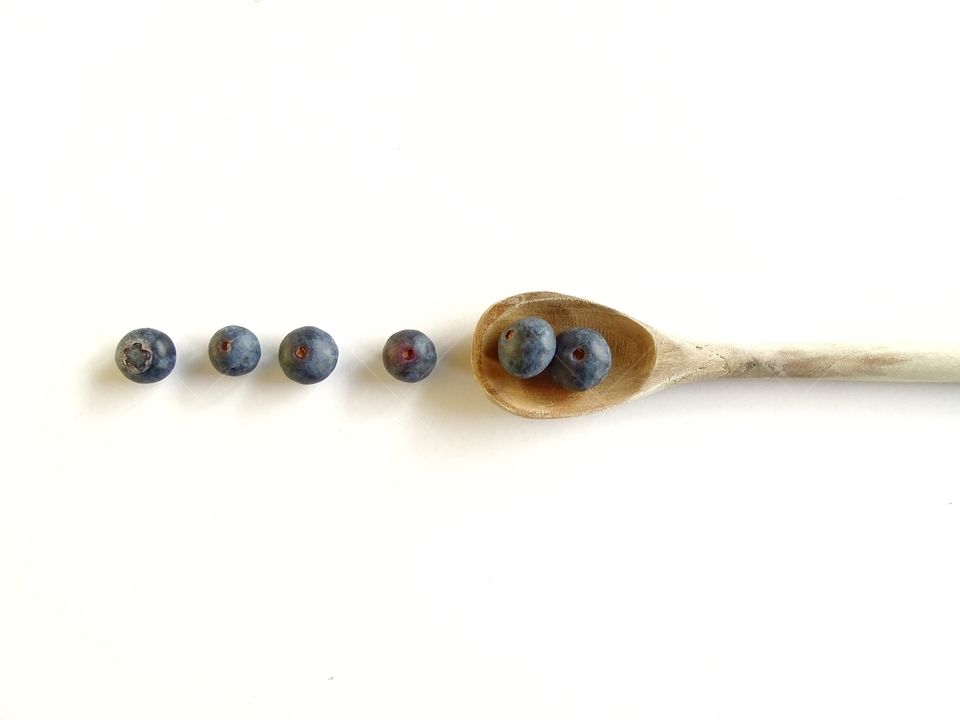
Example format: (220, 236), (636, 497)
(382, 329), (437, 383)
(549, 327), (612, 391)
(115, 328), (177, 383)
(278, 326), (338, 384)
(498, 316), (556, 378)
(208, 325), (261, 376)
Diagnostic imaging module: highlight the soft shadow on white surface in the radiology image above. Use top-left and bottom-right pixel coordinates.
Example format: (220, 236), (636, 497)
(340, 338), (410, 418)
(417, 333), (499, 420)
(86, 350), (157, 414)
(173, 345), (233, 406)
(339, 332), (513, 451)
(623, 372), (960, 421)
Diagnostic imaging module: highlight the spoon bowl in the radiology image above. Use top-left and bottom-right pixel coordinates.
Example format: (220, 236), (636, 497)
(472, 291), (960, 418)
(472, 292), (666, 418)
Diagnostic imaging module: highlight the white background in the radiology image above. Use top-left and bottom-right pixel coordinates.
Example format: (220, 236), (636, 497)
(1, 1), (958, 718)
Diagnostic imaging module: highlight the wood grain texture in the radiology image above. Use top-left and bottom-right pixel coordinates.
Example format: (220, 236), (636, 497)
(715, 344), (960, 382)
(472, 291), (960, 418)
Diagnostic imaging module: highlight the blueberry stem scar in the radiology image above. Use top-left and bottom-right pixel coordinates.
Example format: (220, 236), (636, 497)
(278, 327), (339, 384)
(382, 329), (437, 383)
(123, 343), (152, 373)
(208, 325), (262, 377)
(115, 328), (177, 384)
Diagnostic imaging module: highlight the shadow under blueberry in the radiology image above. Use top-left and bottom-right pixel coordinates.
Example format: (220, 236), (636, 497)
(234, 337), (343, 409)
(333, 339), (427, 421)
(335, 331), (501, 424)
(85, 351), (159, 414)
(250, 338), (295, 387)
(401, 331), (567, 468)
(173, 347), (253, 406)
(179, 349), (221, 381)
(414, 333), (505, 422)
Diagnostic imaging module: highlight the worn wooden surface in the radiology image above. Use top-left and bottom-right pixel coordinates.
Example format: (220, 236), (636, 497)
(472, 291), (960, 418)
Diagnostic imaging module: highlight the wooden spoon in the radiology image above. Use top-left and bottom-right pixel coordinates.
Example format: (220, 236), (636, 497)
(472, 291), (960, 419)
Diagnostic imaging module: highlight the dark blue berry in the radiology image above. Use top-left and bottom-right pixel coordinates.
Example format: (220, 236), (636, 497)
(208, 325), (261, 376)
(115, 328), (177, 384)
(498, 316), (556, 378)
(382, 329), (437, 383)
(550, 327), (612, 391)
(278, 326), (338, 384)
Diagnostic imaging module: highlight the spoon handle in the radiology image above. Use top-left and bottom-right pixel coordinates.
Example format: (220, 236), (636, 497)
(712, 344), (960, 383)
